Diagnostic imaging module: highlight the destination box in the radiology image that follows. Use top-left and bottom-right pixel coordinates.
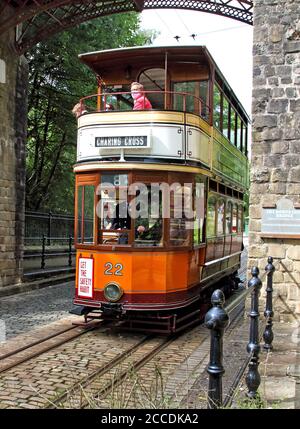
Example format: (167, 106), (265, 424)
(95, 136), (148, 148)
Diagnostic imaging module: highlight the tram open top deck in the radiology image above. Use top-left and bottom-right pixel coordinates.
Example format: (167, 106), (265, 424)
(75, 45), (250, 191)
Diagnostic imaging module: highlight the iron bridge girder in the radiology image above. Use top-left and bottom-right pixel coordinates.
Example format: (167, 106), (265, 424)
(0, 0), (253, 54)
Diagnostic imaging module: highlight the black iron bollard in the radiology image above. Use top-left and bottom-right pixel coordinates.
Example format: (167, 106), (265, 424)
(205, 289), (229, 409)
(68, 235), (73, 267)
(263, 256), (275, 351)
(245, 266), (262, 398)
(41, 234), (46, 269)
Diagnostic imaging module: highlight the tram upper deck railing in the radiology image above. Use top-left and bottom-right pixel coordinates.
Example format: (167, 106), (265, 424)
(77, 90), (211, 122)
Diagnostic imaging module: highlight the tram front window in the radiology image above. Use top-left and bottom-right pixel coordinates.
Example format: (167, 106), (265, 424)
(98, 173), (130, 245)
(169, 185), (191, 247)
(134, 185), (163, 247)
(77, 185), (95, 244)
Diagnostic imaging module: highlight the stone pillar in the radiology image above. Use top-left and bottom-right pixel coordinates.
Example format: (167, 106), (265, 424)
(0, 17), (27, 288)
(249, 0), (300, 320)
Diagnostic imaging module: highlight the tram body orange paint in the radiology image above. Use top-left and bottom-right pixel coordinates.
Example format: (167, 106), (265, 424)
(75, 251), (191, 296)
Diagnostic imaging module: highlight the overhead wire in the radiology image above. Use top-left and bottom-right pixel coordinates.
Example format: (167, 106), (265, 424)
(153, 10), (246, 42)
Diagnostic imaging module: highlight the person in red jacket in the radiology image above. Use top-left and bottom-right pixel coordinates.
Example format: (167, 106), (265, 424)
(131, 82), (152, 110)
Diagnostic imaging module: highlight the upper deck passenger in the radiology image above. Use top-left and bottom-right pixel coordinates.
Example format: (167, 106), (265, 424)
(131, 82), (152, 110)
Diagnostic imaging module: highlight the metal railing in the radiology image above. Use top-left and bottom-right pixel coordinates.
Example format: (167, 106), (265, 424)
(78, 90), (211, 122)
(25, 211), (74, 246)
(24, 235), (75, 270)
(205, 256), (276, 408)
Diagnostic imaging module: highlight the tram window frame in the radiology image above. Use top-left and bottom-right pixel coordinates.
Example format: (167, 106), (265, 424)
(222, 96), (230, 140)
(130, 171), (168, 249)
(172, 80), (209, 118)
(225, 201), (233, 235)
(238, 204), (244, 233)
(169, 183), (192, 248)
(213, 84), (222, 131)
(193, 175), (206, 247)
(75, 174), (99, 246)
(217, 198), (225, 236)
(206, 194), (217, 239)
(133, 183), (164, 248)
(230, 108), (237, 146)
(242, 122), (248, 156)
(232, 203), (238, 234)
(236, 115), (242, 151)
(98, 173), (131, 247)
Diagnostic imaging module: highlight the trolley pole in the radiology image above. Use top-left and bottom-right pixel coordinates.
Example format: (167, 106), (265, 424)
(205, 289), (229, 409)
(263, 256), (275, 350)
(245, 266), (262, 398)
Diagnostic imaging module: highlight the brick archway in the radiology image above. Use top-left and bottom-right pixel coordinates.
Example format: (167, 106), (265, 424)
(0, 0), (253, 54)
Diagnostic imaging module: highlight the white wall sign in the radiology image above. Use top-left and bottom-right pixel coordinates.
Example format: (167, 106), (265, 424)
(0, 59), (6, 84)
(78, 257), (94, 298)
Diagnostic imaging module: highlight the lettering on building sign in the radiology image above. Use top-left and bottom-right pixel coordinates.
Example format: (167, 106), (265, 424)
(78, 258), (94, 298)
(0, 59), (6, 84)
(261, 198), (300, 236)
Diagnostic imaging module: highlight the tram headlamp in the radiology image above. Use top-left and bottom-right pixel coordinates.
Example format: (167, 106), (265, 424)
(104, 283), (123, 302)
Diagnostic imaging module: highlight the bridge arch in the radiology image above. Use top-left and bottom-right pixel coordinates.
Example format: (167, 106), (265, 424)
(0, 1), (253, 54)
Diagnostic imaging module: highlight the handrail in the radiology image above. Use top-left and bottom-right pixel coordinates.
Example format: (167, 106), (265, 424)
(78, 89), (211, 121)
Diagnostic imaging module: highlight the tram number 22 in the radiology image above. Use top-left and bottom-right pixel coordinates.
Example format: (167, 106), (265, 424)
(104, 262), (123, 276)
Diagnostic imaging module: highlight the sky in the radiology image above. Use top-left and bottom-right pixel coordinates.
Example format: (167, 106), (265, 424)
(140, 9), (253, 116)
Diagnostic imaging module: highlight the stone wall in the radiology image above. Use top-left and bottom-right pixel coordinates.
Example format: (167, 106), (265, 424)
(0, 15), (27, 287)
(250, 0), (300, 321)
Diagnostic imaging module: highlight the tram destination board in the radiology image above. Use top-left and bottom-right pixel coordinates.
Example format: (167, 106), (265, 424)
(261, 198), (300, 237)
(95, 136), (148, 148)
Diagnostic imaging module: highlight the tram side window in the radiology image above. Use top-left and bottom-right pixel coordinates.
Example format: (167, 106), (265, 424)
(213, 85), (221, 130)
(193, 177), (206, 245)
(134, 185), (163, 247)
(225, 201), (233, 235)
(242, 122), (248, 156)
(232, 203), (238, 233)
(173, 81), (195, 113)
(207, 196), (217, 238)
(169, 184), (191, 246)
(98, 173), (130, 245)
(173, 81), (209, 118)
(222, 97), (230, 140)
(238, 205), (244, 233)
(236, 116), (242, 151)
(217, 199), (225, 236)
(77, 185), (95, 244)
(230, 109), (236, 146)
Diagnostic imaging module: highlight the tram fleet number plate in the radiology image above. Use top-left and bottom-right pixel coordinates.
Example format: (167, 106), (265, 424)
(95, 136), (148, 148)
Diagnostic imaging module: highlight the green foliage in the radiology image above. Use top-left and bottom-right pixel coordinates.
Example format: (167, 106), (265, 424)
(26, 14), (155, 213)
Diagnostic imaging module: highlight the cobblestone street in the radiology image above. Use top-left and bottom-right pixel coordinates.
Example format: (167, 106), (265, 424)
(0, 281), (75, 342)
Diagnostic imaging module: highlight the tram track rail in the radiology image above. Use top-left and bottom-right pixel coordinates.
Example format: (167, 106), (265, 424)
(46, 334), (175, 409)
(0, 279), (250, 409)
(0, 320), (104, 375)
(46, 285), (248, 409)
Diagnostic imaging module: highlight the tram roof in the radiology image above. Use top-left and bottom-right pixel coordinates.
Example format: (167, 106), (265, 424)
(79, 45), (250, 121)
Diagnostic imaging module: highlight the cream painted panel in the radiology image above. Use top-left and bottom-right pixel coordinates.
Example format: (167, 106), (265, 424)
(77, 124), (185, 161)
(186, 126), (210, 166)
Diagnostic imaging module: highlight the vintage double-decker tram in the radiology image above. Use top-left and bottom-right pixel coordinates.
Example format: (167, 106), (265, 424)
(73, 46), (249, 333)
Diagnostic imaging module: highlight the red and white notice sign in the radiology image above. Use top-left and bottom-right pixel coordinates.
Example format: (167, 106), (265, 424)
(78, 257), (94, 298)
